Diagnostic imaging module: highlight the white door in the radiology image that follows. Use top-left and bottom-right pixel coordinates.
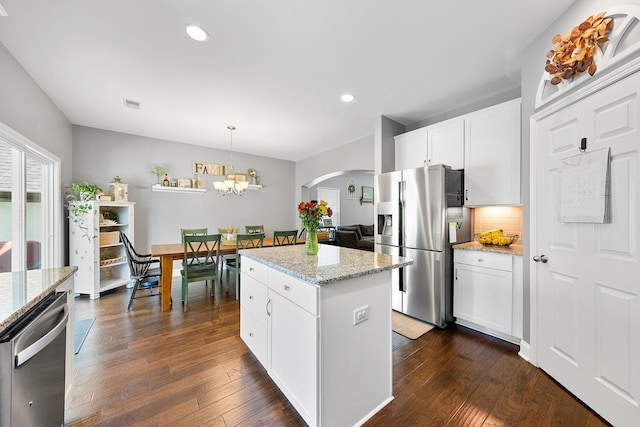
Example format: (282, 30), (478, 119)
(533, 71), (640, 427)
(317, 187), (340, 226)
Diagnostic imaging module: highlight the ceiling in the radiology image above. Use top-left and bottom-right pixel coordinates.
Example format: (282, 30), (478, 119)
(0, 0), (574, 161)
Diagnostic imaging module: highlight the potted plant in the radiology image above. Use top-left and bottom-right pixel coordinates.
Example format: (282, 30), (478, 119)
(153, 165), (165, 185)
(66, 182), (103, 240)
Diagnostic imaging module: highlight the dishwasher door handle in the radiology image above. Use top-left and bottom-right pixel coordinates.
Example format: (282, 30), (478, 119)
(15, 303), (69, 367)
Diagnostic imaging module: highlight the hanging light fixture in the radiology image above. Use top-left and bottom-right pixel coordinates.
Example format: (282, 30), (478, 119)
(213, 126), (249, 195)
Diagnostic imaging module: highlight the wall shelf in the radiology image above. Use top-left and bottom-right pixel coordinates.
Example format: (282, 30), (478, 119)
(151, 184), (207, 194)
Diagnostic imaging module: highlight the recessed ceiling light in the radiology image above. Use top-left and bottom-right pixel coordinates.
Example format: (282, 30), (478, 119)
(340, 94), (355, 103)
(186, 25), (209, 42)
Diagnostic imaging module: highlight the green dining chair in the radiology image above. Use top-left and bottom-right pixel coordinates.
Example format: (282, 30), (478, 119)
(273, 230), (298, 246)
(225, 233), (264, 300)
(181, 233), (221, 312)
(245, 225), (265, 234)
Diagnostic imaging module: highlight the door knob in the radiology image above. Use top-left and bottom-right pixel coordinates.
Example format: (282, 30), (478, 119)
(533, 254), (549, 263)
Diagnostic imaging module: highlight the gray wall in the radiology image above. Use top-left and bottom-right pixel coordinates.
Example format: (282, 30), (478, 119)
(295, 134), (374, 195)
(0, 44), (73, 265)
(73, 126), (296, 252)
(309, 171), (375, 226)
(0, 44), (73, 184)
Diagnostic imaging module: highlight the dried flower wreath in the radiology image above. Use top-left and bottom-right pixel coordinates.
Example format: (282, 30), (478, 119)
(545, 11), (613, 85)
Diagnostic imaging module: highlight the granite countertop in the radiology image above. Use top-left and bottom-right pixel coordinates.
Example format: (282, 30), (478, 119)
(0, 267), (77, 333)
(453, 241), (523, 256)
(240, 244), (412, 286)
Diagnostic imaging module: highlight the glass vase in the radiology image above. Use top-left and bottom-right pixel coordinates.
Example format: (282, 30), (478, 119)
(305, 227), (318, 255)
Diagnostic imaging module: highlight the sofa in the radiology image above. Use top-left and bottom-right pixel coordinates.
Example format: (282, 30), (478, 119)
(335, 224), (374, 251)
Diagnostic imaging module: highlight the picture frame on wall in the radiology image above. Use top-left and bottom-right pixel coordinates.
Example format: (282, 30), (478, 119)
(322, 218), (333, 227)
(361, 186), (374, 204)
(178, 179), (192, 188)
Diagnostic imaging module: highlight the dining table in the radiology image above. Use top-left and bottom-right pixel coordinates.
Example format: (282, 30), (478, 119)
(152, 236), (296, 311)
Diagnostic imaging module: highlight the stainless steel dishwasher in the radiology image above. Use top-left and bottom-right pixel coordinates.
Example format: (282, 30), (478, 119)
(0, 291), (69, 427)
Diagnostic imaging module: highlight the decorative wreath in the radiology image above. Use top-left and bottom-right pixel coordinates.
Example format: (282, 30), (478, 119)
(545, 11), (613, 85)
(348, 184), (356, 193)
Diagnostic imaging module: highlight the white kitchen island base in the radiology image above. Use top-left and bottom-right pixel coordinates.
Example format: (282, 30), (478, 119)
(239, 245), (411, 427)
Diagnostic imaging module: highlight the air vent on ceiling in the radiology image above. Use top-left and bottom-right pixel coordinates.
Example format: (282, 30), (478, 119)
(123, 98), (141, 109)
(0, 4), (8, 17)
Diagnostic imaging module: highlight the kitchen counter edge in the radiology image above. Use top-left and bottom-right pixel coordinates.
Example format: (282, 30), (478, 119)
(240, 245), (412, 286)
(0, 266), (78, 333)
(453, 241), (523, 256)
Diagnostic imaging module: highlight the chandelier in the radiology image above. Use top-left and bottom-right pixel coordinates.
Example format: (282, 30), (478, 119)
(213, 125), (249, 195)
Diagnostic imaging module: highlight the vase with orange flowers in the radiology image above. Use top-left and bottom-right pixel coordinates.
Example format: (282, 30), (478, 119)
(297, 200), (333, 255)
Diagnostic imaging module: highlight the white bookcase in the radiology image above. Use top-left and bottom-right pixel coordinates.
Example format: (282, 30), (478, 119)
(69, 201), (135, 299)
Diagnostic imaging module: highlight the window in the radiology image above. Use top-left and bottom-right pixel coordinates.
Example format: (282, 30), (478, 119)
(0, 123), (61, 272)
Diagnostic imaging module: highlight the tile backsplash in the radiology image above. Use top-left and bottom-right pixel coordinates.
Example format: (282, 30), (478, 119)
(473, 206), (523, 243)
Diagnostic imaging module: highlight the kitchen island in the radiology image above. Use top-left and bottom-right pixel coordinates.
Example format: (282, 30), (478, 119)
(239, 244), (412, 427)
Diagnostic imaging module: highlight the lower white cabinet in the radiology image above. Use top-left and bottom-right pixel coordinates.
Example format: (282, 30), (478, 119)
(239, 256), (393, 427)
(453, 249), (523, 344)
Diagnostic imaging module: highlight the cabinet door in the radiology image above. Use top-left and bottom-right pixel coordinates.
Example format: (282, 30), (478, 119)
(464, 99), (521, 206)
(427, 118), (464, 169)
(269, 290), (318, 425)
(454, 262), (513, 334)
(395, 128), (428, 170)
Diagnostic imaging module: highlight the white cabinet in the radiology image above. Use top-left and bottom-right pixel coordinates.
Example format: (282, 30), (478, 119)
(427, 118), (464, 169)
(395, 127), (428, 170)
(453, 249), (523, 344)
(394, 118), (465, 171)
(70, 201), (135, 299)
(464, 98), (521, 206)
(239, 256), (393, 427)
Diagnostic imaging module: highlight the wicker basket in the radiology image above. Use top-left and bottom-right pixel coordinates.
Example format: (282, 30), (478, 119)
(100, 231), (120, 245)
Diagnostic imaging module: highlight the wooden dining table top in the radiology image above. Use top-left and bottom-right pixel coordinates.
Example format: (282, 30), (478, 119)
(151, 236), (282, 258)
(151, 235), (301, 311)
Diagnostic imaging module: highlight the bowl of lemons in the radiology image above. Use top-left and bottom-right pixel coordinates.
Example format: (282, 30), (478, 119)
(474, 229), (519, 246)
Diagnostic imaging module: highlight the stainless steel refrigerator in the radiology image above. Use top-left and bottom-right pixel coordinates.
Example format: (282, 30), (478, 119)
(374, 165), (470, 327)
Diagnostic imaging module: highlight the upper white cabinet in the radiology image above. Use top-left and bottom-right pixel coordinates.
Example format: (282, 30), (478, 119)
(394, 127), (428, 170)
(395, 119), (464, 171)
(427, 118), (465, 169)
(464, 98), (521, 206)
(394, 98), (521, 206)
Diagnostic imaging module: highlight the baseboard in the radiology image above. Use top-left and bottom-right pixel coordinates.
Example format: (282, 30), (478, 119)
(518, 340), (531, 363)
(455, 319), (520, 345)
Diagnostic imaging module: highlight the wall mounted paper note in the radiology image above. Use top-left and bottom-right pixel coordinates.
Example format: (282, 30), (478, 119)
(449, 222), (457, 243)
(557, 147), (610, 223)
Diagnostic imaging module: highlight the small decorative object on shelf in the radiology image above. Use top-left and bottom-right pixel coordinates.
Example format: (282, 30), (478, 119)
(153, 165), (165, 184)
(298, 200), (333, 255)
(163, 173), (169, 186)
(248, 168), (258, 185)
(108, 176), (128, 202)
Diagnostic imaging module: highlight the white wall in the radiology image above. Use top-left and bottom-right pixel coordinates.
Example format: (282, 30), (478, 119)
(310, 172), (375, 226)
(72, 126), (296, 252)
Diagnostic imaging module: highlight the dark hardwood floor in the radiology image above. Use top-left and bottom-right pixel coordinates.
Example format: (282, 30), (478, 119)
(65, 277), (609, 426)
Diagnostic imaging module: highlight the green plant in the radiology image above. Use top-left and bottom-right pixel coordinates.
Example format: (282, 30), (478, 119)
(153, 165), (165, 184)
(66, 182), (103, 240)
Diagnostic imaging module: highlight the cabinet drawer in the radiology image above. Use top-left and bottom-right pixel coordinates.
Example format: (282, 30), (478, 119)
(454, 250), (512, 271)
(268, 269), (318, 316)
(240, 307), (268, 369)
(241, 256), (269, 281)
(240, 274), (268, 326)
